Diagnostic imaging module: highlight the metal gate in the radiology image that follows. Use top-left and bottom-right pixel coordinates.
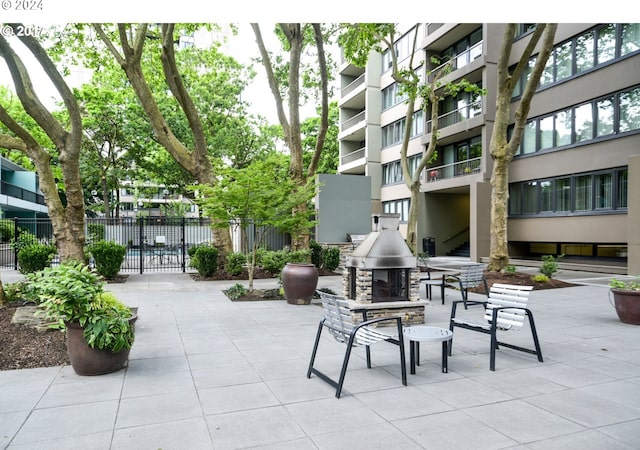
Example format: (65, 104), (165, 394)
(89, 217), (214, 273)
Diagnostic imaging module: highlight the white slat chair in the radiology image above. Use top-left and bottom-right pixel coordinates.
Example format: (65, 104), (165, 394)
(444, 263), (488, 308)
(448, 283), (543, 371)
(307, 291), (407, 398)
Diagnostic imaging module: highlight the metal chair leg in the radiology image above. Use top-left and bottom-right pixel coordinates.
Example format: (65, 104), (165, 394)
(307, 320), (325, 378)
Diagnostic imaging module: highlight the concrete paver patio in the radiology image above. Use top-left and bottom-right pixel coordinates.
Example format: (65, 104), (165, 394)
(1, 263), (639, 449)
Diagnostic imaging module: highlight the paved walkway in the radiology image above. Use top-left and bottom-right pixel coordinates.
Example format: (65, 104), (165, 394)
(1, 264), (639, 449)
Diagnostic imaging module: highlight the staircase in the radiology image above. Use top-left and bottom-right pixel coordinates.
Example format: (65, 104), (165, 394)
(447, 241), (470, 257)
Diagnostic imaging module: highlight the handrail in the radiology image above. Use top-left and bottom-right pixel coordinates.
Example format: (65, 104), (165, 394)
(442, 226), (470, 244)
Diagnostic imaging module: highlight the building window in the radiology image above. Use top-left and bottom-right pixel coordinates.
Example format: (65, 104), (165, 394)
(509, 168), (627, 216)
(619, 87), (640, 132)
(514, 24), (640, 95)
(514, 85), (640, 156)
(621, 23), (640, 55)
(381, 27), (418, 73)
(382, 154), (421, 185)
(383, 198), (410, 222)
(381, 110), (424, 148)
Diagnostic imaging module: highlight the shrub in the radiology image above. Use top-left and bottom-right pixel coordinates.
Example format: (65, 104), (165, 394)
(0, 220), (13, 243)
(502, 265), (517, 275)
(17, 243), (56, 274)
(322, 247), (341, 272)
(310, 240), (322, 267)
(86, 223), (105, 244)
(82, 292), (135, 352)
(225, 283), (247, 300)
(4, 280), (40, 304)
(225, 252), (246, 275)
(192, 246), (218, 277)
(531, 274), (549, 283)
(11, 230), (38, 254)
(89, 240), (127, 279)
(539, 254), (563, 278)
(260, 249), (291, 273)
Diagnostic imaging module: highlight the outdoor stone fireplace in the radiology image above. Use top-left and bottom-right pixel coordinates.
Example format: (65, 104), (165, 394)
(342, 214), (426, 326)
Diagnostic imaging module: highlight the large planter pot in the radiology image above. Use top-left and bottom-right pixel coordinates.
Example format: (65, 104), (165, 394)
(282, 263), (319, 305)
(66, 314), (138, 376)
(611, 289), (640, 325)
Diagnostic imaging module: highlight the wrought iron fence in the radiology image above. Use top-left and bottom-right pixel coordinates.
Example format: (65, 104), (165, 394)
(0, 216), (291, 273)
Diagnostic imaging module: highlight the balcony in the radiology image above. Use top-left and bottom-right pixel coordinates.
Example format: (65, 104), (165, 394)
(340, 147), (365, 166)
(424, 157), (481, 182)
(1, 180), (46, 205)
(426, 100), (482, 134)
(430, 41), (483, 78)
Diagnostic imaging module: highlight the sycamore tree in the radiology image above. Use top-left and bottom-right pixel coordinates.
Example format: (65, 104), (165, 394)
(251, 23), (332, 251)
(192, 154), (317, 293)
(0, 26), (87, 264)
(339, 23), (484, 254)
(91, 23), (243, 260)
(488, 24), (557, 272)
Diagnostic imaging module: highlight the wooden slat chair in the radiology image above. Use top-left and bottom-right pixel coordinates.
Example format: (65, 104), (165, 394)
(307, 290), (407, 398)
(444, 263), (488, 309)
(448, 283), (543, 371)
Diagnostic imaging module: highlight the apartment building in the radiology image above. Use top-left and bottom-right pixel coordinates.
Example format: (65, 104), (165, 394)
(337, 23), (640, 274)
(0, 155), (48, 219)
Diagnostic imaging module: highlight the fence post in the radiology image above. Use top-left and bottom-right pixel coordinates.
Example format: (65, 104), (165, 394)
(13, 218), (18, 271)
(139, 217), (144, 274)
(181, 217), (186, 273)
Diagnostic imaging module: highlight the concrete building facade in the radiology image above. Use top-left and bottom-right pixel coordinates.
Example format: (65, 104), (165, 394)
(337, 23), (640, 275)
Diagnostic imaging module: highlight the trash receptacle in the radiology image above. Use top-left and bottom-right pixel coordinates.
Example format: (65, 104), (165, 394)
(423, 237), (435, 256)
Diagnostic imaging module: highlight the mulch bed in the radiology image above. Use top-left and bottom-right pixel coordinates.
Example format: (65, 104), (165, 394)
(467, 270), (576, 294)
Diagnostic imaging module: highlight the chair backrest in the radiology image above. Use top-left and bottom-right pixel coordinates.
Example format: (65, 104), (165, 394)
(484, 283), (533, 330)
(317, 291), (355, 344)
(458, 263), (485, 288)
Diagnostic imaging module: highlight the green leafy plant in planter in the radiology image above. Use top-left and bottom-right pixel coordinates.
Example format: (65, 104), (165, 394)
(609, 276), (640, 325)
(31, 261), (137, 374)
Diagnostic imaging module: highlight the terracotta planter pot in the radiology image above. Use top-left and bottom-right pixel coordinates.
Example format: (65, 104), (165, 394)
(66, 314), (137, 375)
(611, 289), (640, 325)
(282, 263), (319, 305)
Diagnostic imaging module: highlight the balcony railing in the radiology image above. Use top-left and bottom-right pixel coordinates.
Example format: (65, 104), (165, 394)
(426, 100), (482, 133)
(425, 157), (481, 182)
(340, 147), (365, 165)
(341, 110), (365, 131)
(341, 73), (365, 97)
(430, 41), (483, 79)
(1, 180), (46, 205)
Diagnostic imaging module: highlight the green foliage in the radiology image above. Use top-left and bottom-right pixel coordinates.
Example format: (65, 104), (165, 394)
(81, 292), (135, 352)
(502, 265), (517, 275)
(0, 220), (13, 243)
(310, 241), (322, 267)
(192, 246), (219, 278)
(539, 254), (563, 278)
(11, 230), (39, 254)
(86, 223), (105, 244)
(322, 247), (341, 272)
(29, 261), (135, 352)
(531, 274), (549, 283)
(17, 243), (57, 274)
(225, 283), (248, 300)
(89, 240), (126, 279)
(30, 261), (105, 328)
(225, 252), (246, 275)
(610, 277), (640, 291)
(259, 249), (312, 274)
(3, 280), (40, 305)
(310, 241), (341, 271)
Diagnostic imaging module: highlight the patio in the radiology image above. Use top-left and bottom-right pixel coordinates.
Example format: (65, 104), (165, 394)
(1, 266), (639, 449)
